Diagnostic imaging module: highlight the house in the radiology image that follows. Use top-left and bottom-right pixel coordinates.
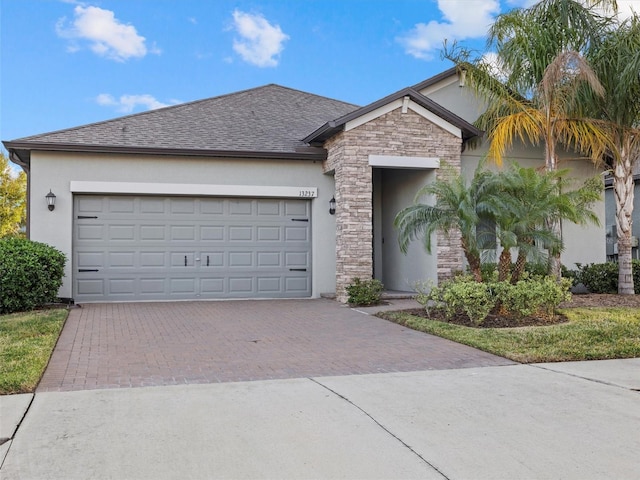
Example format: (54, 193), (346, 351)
(3, 68), (606, 303)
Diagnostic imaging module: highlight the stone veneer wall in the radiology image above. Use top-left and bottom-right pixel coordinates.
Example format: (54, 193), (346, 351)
(324, 107), (464, 302)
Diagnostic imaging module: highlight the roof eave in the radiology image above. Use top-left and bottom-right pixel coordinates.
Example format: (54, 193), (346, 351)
(2, 141), (328, 162)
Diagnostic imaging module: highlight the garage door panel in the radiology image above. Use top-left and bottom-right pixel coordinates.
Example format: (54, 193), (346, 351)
(109, 279), (135, 295)
(77, 279), (104, 295)
(140, 198), (166, 213)
(74, 195), (311, 301)
(257, 277), (281, 293)
(285, 276), (309, 292)
(200, 278), (225, 293)
(170, 225), (196, 241)
(140, 278), (165, 294)
(109, 225), (136, 241)
(140, 225), (166, 240)
(200, 199), (224, 214)
(77, 252), (104, 268)
(108, 198), (135, 213)
(108, 252), (135, 267)
(140, 252), (166, 267)
(201, 226), (224, 241)
(170, 278), (197, 294)
(257, 252), (281, 267)
(77, 224), (104, 240)
(257, 226), (281, 241)
(229, 200), (253, 215)
(229, 226), (253, 241)
(284, 201), (308, 216)
(170, 198), (196, 214)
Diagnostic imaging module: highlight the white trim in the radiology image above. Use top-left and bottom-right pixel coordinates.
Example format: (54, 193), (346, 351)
(70, 181), (318, 198)
(344, 98), (462, 139)
(368, 155), (440, 169)
(418, 75), (459, 96)
(408, 103), (462, 138)
(345, 99), (402, 131)
(401, 96), (409, 114)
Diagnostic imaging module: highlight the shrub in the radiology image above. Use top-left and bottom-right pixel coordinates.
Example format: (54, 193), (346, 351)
(0, 238), (66, 314)
(576, 262), (619, 293)
(496, 276), (572, 319)
(576, 260), (640, 294)
(416, 275), (570, 324)
(418, 275), (495, 325)
(346, 277), (384, 306)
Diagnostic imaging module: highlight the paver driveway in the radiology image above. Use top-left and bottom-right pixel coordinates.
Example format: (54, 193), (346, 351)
(38, 299), (513, 392)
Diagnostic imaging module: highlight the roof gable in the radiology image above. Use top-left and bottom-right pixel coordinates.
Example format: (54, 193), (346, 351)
(303, 83), (482, 145)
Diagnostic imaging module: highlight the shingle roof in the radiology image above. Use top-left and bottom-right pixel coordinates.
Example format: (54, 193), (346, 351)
(4, 84), (359, 165)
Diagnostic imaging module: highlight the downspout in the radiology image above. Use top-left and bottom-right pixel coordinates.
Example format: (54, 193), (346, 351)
(9, 151), (30, 239)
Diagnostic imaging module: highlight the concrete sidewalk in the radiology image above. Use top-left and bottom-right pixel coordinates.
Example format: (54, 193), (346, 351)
(2, 358), (639, 479)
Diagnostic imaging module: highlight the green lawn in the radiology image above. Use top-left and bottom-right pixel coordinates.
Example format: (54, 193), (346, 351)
(379, 307), (640, 363)
(0, 309), (68, 394)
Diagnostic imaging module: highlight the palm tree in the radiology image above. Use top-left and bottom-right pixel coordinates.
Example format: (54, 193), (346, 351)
(444, 0), (615, 278)
(579, 15), (640, 294)
(489, 165), (602, 283)
(394, 165), (496, 282)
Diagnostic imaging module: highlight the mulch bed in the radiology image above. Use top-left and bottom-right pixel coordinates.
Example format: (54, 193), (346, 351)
(393, 294), (639, 329)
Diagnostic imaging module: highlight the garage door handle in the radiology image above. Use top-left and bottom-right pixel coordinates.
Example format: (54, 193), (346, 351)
(184, 256), (187, 266)
(77, 215), (98, 219)
(79, 269), (99, 272)
(289, 268), (307, 272)
(291, 218), (309, 222)
(207, 256), (210, 267)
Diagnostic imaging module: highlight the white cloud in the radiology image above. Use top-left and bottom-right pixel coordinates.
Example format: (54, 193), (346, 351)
(57, 5), (155, 61)
(398, 0), (500, 60)
(96, 94), (177, 113)
(230, 10), (289, 67)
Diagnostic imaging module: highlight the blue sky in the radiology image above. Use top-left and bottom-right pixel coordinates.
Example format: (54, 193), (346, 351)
(2, 0), (637, 165)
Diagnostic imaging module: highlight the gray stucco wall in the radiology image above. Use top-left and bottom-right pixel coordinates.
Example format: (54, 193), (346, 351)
(29, 151), (337, 299)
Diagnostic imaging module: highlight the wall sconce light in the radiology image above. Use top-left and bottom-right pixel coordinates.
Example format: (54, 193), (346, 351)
(329, 197), (336, 215)
(46, 190), (56, 211)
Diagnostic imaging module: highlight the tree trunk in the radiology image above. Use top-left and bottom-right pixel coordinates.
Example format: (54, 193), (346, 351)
(614, 147), (636, 295)
(545, 133), (563, 280)
(511, 249), (528, 284)
(498, 248), (512, 282)
(466, 252), (483, 282)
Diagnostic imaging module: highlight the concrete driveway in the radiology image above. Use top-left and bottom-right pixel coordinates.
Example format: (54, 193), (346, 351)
(37, 298), (513, 392)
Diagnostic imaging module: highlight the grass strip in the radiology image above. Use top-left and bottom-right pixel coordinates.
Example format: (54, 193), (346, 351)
(379, 307), (640, 363)
(0, 309), (68, 394)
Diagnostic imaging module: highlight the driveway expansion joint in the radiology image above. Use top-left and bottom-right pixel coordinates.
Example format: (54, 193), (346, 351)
(529, 364), (637, 391)
(308, 377), (451, 480)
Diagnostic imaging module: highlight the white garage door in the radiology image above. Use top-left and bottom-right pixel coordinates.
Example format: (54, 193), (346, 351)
(73, 195), (312, 302)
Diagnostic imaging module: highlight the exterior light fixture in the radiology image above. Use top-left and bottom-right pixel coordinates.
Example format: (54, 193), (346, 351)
(46, 190), (56, 211)
(329, 197), (336, 215)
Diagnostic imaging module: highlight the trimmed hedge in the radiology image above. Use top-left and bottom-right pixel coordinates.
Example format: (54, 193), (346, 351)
(575, 260), (640, 294)
(0, 238), (66, 314)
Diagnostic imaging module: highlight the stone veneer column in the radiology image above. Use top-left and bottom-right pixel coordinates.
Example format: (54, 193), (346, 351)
(324, 107), (465, 302)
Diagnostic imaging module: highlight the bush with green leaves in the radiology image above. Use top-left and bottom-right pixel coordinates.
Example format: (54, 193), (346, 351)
(0, 238), (66, 314)
(495, 276), (572, 319)
(417, 275), (496, 325)
(416, 274), (571, 325)
(346, 277), (384, 306)
(575, 260), (640, 293)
